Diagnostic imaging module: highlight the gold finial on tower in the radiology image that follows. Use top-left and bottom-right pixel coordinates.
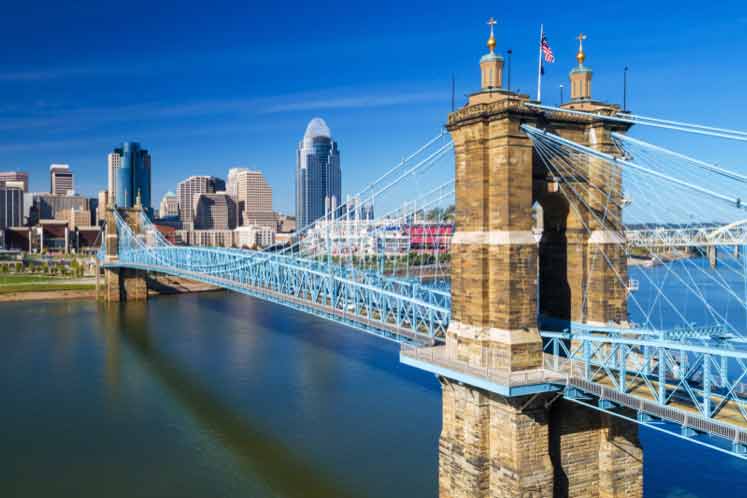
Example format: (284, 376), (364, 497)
(576, 33), (587, 65)
(135, 189), (142, 208)
(486, 17), (497, 53)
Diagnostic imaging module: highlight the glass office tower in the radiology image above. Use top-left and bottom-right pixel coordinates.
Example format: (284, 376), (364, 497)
(111, 142), (152, 217)
(295, 118), (341, 229)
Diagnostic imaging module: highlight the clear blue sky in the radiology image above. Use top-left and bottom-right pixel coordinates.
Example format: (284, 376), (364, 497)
(0, 0), (745, 213)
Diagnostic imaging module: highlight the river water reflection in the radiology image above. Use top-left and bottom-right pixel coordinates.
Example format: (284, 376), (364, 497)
(0, 291), (745, 497)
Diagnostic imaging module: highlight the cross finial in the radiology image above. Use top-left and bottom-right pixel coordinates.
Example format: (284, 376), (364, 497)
(576, 33), (588, 65)
(486, 17), (497, 53)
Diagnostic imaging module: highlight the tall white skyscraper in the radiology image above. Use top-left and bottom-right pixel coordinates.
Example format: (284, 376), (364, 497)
(296, 118), (341, 228)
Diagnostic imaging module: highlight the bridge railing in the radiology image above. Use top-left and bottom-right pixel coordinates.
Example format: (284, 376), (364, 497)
(540, 325), (747, 431)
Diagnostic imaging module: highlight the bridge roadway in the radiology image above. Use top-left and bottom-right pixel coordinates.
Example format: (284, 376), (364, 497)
(401, 345), (747, 454)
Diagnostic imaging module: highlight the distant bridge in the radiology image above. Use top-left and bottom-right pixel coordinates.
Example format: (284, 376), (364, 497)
(626, 221), (747, 248)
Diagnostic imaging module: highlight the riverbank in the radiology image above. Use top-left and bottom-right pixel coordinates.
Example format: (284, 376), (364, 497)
(0, 274), (221, 303)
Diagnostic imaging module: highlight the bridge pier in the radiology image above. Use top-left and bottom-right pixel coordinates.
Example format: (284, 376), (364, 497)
(439, 381), (553, 498)
(434, 26), (642, 498)
(98, 198), (149, 302)
(708, 245), (718, 268)
(101, 267), (148, 302)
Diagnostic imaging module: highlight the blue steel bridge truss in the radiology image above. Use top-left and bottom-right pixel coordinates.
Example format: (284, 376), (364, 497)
(99, 210), (450, 346)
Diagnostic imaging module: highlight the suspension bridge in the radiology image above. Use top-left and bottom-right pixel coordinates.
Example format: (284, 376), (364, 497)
(97, 28), (747, 498)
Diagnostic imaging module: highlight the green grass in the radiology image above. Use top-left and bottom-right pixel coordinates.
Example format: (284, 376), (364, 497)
(0, 283), (95, 295)
(0, 274), (78, 285)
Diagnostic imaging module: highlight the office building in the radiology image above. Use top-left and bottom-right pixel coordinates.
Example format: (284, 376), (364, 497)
(296, 117), (341, 228)
(175, 229), (235, 248)
(235, 225), (275, 249)
(57, 207), (92, 229)
(0, 186), (23, 231)
(193, 193), (237, 230)
(109, 142), (152, 215)
(234, 169), (274, 227)
(0, 171), (29, 192)
(158, 191), (179, 219)
(176, 176), (225, 227)
(34, 194), (88, 221)
(97, 191), (108, 227)
(227, 167), (248, 200)
(50, 164), (74, 195)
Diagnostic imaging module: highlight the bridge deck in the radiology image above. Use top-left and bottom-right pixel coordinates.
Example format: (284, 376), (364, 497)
(401, 345), (747, 448)
(107, 262), (440, 345)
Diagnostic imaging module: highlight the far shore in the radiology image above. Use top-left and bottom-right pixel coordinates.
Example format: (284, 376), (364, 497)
(0, 274), (222, 304)
(0, 289), (97, 303)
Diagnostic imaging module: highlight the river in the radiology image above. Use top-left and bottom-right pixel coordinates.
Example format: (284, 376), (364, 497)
(0, 289), (746, 497)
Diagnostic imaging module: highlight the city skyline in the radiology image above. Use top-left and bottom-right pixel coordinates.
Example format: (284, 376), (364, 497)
(0, 1), (744, 214)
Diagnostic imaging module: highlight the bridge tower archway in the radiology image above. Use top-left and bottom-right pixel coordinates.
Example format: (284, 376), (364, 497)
(437, 24), (642, 498)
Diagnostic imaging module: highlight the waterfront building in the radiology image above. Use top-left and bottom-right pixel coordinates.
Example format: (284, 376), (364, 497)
(33, 194), (88, 222)
(193, 193), (237, 230)
(108, 142), (152, 216)
(276, 213), (297, 233)
(175, 229), (235, 248)
(235, 225), (275, 249)
(296, 118), (341, 228)
(158, 191), (179, 219)
(38, 219), (70, 253)
(300, 219), (409, 257)
(49, 164), (74, 195)
(342, 195), (374, 221)
(0, 171), (29, 192)
(0, 186), (23, 235)
(57, 207), (93, 229)
(176, 176), (225, 228)
(235, 169), (274, 228)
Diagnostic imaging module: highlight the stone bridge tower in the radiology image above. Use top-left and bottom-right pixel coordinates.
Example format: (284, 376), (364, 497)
(97, 193), (148, 302)
(438, 25), (643, 498)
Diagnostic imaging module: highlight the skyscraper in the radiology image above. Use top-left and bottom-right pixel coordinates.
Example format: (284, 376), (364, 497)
(235, 169), (274, 228)
(50, 164), (74, 195)
(296, 118), (341, 228)
(109, 142), (152, 216)
(176, 176), (225, 228)
(0, 171), (29, 192)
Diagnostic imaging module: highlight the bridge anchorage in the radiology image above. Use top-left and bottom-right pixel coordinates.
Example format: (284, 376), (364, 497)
(96, 24), (747, 498)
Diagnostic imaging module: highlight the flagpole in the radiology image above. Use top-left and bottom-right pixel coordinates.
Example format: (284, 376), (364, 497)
(536, 24), (544, 102)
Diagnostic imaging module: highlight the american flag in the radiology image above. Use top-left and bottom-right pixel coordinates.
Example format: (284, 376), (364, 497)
(541, 34), (555, 63)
